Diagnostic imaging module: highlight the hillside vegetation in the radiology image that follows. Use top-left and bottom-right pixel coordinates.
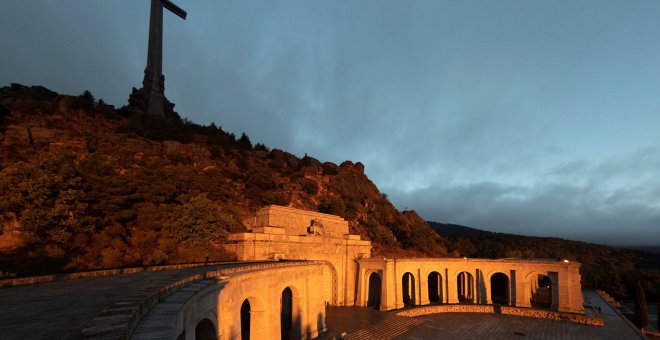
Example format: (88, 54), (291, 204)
(0, 84), (446, 276)
(0, 84), (656, 303)
(431, 221), (660, 300)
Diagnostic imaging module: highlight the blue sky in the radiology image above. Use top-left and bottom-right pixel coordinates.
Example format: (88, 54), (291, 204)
(2, 1), (660, 246)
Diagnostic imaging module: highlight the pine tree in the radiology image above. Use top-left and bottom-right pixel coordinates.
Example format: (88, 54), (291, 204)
(79, 90), (94, 104)
(237, 132), (252, 150)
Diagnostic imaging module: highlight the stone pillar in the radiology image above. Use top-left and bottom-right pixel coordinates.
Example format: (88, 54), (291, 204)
(516, 272), (531, 308)
(549, 272), (559, 311)
(420, 270), (429, 305)
(383, 261), (398, 311)
(476, 270), (485, 304)
(484, 274), (492, 304)
(567, 266), (584, 313)
(407, 273), (415, 305)
(443, 269), (449, 304)
(510, 270), (517, 306)
(447, 270), (458, 304)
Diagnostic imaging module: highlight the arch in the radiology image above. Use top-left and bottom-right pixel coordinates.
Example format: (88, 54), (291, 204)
(490, 272), (509, 305)
(367, 272), (382, 309)
(195, 318), (216, 340)
(240, 296), (266, 339)
(280, 286), (301, 340)
(427, 271), (443, 304)
(530, 273), (552, 308)
(456, 271), (474, 303)
(321, 261), (339, 305)
(402, 272), (416, 306)
(241, 299), (250, 340)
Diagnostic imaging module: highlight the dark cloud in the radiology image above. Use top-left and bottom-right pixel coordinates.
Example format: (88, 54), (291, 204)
(386, 148), (660, 246)
(2, 1), (660, 246)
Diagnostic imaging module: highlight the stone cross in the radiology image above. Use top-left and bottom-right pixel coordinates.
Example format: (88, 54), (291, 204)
(142, 0), (187, 116)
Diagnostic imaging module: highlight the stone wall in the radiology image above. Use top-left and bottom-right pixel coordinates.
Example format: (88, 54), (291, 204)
(0, 261), (237, 288)
(253, 205), (349, 237)
(396, 305), (603, 326)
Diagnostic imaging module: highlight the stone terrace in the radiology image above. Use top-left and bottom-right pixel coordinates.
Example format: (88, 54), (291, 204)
(0, 262), (278, 340)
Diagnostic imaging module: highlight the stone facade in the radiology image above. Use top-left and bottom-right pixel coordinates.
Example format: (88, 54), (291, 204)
(356, 258), (584, 313)
(226, 205), (371, 306)
(226, 206), (585, 316)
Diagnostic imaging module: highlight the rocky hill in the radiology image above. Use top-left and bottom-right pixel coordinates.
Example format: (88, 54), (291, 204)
(0, 84), (448, 276)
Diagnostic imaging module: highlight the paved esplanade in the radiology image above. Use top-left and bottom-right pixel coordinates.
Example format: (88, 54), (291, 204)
(391, 290), (645, 340)
(0, 263), (255, 340)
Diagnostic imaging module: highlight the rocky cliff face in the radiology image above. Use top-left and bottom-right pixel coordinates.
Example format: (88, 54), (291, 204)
(0, 84), (448, 276)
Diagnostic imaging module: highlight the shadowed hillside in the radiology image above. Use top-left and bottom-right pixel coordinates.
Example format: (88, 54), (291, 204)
(0, 84), (447, 277)
(429, 221), (660, 301)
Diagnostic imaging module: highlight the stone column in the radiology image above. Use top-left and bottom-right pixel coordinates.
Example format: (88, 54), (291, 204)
(383, 261), (397, 311)
(549, 272), (560, 311)
(484, 274), (492, 304)
(447, 270), (458, 304)
(516, 272), (531, 308)
(508, 270), (518, 306)
(420, 270), (429, 305)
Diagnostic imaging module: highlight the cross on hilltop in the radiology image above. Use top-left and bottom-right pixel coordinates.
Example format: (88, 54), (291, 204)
(130, 0), (187, 117)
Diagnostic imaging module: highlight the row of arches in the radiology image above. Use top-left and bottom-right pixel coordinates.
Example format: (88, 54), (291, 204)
(192, 286), (300, 340)
(366, 271), (553, 309)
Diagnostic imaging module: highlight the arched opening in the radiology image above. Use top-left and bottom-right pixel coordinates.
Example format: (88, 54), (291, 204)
(195, 318), (216, 340)
(367, 272), (382, 309)
(280, 286), (301, 340)
(457, 272), (474, 303)
(531, 274), (552, 308)
(241, 299), (251, 340)
(402, 272), (416, 306)
(490, 273), (509, 305)
(428, 271), (442, 304)
(322, 262), (339, 305)
(281, 287), (293, 339)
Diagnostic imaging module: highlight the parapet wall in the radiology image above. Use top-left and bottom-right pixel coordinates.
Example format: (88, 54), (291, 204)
(254, 205), (349, 237)
(396, 305), (602, 326)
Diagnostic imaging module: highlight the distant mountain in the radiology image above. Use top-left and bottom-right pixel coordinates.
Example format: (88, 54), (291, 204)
(428, 220), (660, 301)
(427, 221), (487, 237)
(625, 246), (660, 254)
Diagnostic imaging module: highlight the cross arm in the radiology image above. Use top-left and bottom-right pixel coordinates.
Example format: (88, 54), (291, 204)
(162, 0), (187, 20)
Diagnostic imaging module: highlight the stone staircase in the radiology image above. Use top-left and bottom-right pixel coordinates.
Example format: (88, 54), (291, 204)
(343, 315), (425, 340)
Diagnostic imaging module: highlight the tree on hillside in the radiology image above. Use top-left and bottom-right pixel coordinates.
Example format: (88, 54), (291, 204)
(318, 195), (346, 218)
(237, 132), (252, 150)
(634, 280), (649, 329)
(0, 151), (96, 270)
(79, 90), (94, 104)
(163, 194), (240, 251)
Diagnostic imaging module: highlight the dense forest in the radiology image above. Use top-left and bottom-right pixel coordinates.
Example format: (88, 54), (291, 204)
(430, 222), (660, 301)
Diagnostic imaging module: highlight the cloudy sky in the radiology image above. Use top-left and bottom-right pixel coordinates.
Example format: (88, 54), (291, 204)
(2, 1), (659, 246)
